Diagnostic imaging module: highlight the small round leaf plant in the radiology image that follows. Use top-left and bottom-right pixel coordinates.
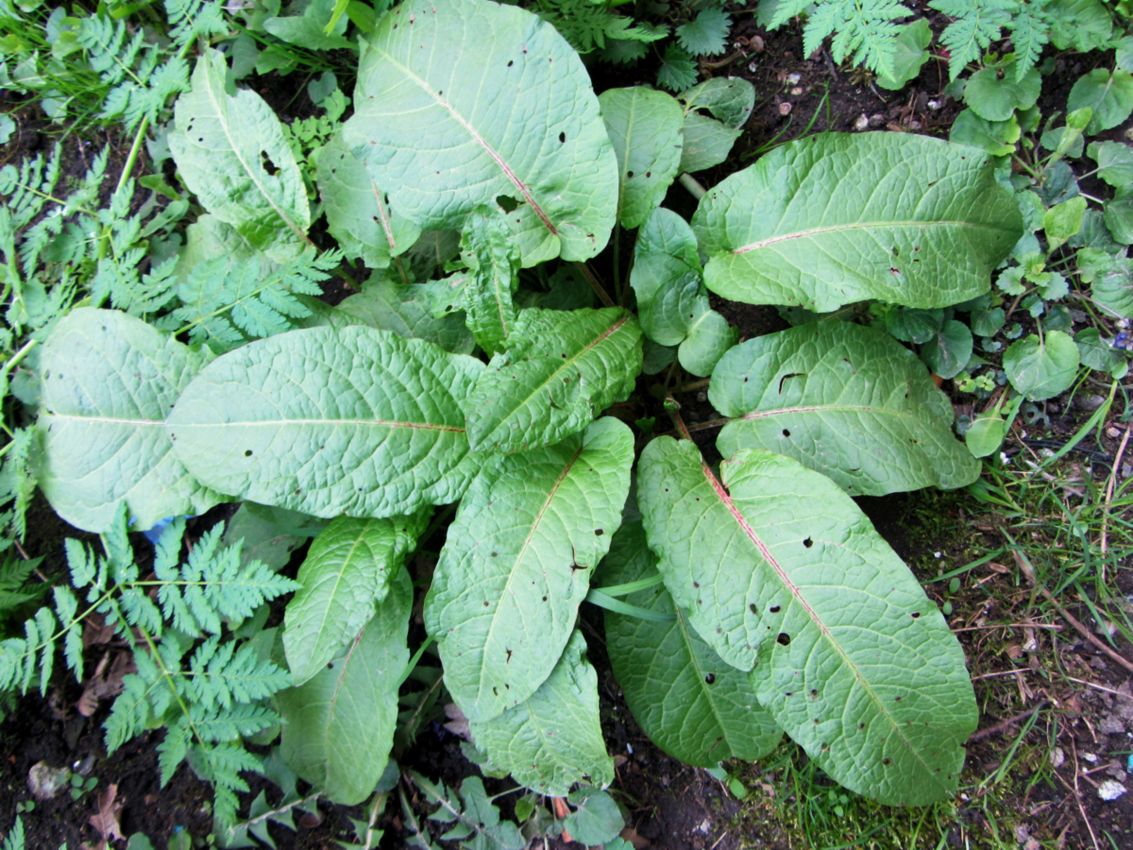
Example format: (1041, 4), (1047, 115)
(31, 0), (1022, 812)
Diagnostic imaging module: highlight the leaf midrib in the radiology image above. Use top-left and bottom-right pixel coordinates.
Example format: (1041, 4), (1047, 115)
(696, 451), (945, 794)
(732, 219), (1014, 254)
(372, 45), (558, 237)
(475, 444), (584, 710)
(475, 314), (630, 444)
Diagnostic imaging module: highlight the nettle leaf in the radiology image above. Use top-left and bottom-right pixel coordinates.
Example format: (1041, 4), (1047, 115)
(37, 309), (220, 533)
(167, 326), (484, 518)
(675, 8), (730, 56)
(637, 438), (978, 805)
(278, 568), (412, 805)
(457, 208), (520, 355)
(343, 0), (618, 265)
(425, 417), (633, 721)
(465, 308), (643, 453)
(710, 322), (979, 495)
(284, 512), (429, 686)
(693, 133), (1022, 312)
(630, 208), (736, 377)
(314, 132), (421, 269)
(601, 521), (782, 767)
(598, 87), (685, 229)
(169, 49), (310, 258)
(307, 272), (475, 354)
(469, 631), (613, 795)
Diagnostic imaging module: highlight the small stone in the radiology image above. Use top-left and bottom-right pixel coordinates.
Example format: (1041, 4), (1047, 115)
(1100, 713), (1125, 735)
(1107, 426), (1121, 438)
(28, 761), (71, 801)
(868, 113), (885, 128)
(748, 61), (758, 74)
(749, 35), (765, 52)
(778, 102), (793, 117)
(790, 86), (803, 96)
(1098, 779), (1127, 801)
(927, 99), (942, 110)
(853, 113), (869, 131)
(786, 72), (801, 85)
(1050, 747), (1065, 768)
(1083, 751), (1099, 764)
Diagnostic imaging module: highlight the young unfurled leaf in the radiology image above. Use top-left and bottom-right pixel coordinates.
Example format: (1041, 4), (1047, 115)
(278, 569), (412, 805)
(167, 326), (484, 518)
(677, 77), (754, 174)
(425, 418), (633, 722)
(599, 87), (685, 228)
(468, 631), (613, 795)
(457, 208), (520, 355)
(601, 521), (783, 767)
(169, 49), (310, 259)
(314, 132), (421, 269)
(693, 133), (1022, 311)
(637, 438), (977, 805)
(630, 208), (736, 377)
(306, 272), (474, 354)
(464, 308), (643, 453)
(710, 322), (979, 495)
(343, 0), (618, 265)
(284, 512), (429, 685)
(37, 309), (221, 533)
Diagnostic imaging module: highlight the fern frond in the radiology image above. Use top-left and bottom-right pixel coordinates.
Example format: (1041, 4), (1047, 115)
(185, 637), (292, 712)
(191, 741), (264, 828)
(0, 554), (45, 624)
(158, 718), (191, 786)
(0, 816), (25, 850)
(931, 0), (1016, 79)
(1007, 2), (1051, 80)
(163, 248), (339, 352)
(165, 0), (229, 44)
(0, 428), (37, 544)
(76, 14), (191, 131)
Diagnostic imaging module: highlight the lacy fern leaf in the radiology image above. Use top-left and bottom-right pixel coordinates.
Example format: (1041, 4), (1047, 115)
(161, 248), (340, 352)
(931, 0), (1016, 79)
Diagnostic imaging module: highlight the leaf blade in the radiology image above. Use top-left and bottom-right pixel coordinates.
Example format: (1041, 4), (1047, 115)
(167, 326), (484, 518)
(710, 321), (979, 494)
(425, 418), (633, 721)
(693, 133), (1022, 311)
(343, 0), (618, 264)
(637, 438), (977, 805)
(37, 309), (220, 532)
(284, 513), (428, 685)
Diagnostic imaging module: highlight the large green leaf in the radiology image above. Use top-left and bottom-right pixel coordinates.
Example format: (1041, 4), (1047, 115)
(465, 308), (643, 453)
(284, 512), (428, 686)
(167, 326), (484, 518)
(37, 309), (220, 533)
(342, 0), (618, 265)
(601, 521), (782, 767)
(598, 87), (685, 228)
(709, 322), (980, 495)
(677, 78), (754, 174)
(637, 438), (977, 805)
(278, 568), (411, 805)
(469, 631), (613, 795)
(169, 49), (310, 258)
(314, 132), (421, 269)
(425, 418), (633, 721)
(692, 133), (1022, 311)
